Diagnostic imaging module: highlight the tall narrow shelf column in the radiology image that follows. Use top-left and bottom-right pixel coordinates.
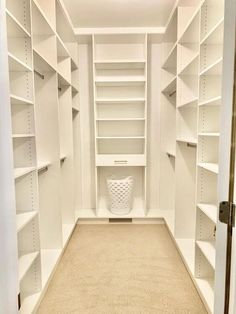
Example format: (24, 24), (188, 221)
(195, 0), (224, 312)
(92, 34), (147, 218)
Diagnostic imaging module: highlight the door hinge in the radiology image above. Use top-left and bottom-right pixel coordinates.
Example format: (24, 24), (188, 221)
(219, 201), (235, 227)
(18, 293), (21, 310)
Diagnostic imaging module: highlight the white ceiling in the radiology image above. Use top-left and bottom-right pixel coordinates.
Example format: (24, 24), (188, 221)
(63, 0), (176, 28)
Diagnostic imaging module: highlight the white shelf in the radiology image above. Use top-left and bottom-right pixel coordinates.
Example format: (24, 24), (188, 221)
(199, 96), (221, 107)
(96, 118), (145, 121)
(176, 238), (195, 275)
(178, 5), (200, 42)
(197, 203), (217, 224)
(195, 277), (214, 314)
(196, 240), (216, 269)
(200, 18), (224, 45)
(198, 132), (220, 137)
(200, 58), (222, 76)
(14, 167), (36, 179)
(19, 292), (41, 314)
(16, 211), (38, 233)
(198, 162), (219, 174)
(12, 134), (35, 138)
(95, 98), (146, 104)
(10, 94), (34, 106)
(18, 252), (39, 282)
(94, 59), (146, 69)
(178, 97), (198, 109)
(161, 76), (176, 94)
(32, 0), (56, 35)
(178, 53), (199, 76)
(162, 42), (177, 68)
(95, 77), (145, 86)
(41, 249), (61, 287)
(176, 138), (197, 145)
(166, 151), (176, 158)
(37, 161), (51, 172)
(8, 53), (32, 72)
(6, 9), (31, 37)
(97, 136), (145, 139)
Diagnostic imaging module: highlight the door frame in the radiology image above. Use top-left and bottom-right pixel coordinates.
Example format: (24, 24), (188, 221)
(215, 0), (236, 313)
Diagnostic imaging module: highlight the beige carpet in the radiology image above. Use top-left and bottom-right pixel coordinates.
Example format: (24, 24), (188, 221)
(37, 224), (206, 314)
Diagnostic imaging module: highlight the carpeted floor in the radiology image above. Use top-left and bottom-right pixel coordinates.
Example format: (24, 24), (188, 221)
(37, 224), (207, 314)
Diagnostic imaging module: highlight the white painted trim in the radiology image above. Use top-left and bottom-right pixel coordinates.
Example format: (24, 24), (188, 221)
(74, 27), (165, 36)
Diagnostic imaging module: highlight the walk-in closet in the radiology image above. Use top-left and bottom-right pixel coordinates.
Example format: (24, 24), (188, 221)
(0, 0), (236, 313)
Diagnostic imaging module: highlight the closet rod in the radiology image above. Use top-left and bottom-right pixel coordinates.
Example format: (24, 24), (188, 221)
(58, 87), (62, 92)
(169, 90), (176, 97)
(60, 156), (66, 163)
(34, 69), (44, 80)
(187, 142), (197, 148)
(38, 166), (48, 173)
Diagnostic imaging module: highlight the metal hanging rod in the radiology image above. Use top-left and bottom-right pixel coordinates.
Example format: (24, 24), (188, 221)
(38, 165), (48, 174)
(34, 69), (44, 80)
(169, 90), (176, 97)
(187, 142), (197, 148)
(58, 87), (62, 92)
(60, 156), (66, 163)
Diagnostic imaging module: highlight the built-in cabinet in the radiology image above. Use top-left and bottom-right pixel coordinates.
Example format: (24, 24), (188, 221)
(160, 0), (224, 312)
(4, 0), (80, 311)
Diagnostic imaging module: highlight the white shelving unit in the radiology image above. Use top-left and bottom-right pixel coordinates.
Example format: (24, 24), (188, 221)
(160, 1), (224, 313)
(89, 34), (148, 218)
(4, 0), (80, 312)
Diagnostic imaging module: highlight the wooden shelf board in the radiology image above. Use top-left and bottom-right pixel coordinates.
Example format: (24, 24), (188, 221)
(33, 49), (57, 73)
(95, 77), (146, 86)
(19, 292), (41, 314)
(198, 162), (219, 174)
(178, 53), (199, 76)
(196, 240), (216, 269)
(178, 5), (201, 42)
(6, 9), (31, 37)
(32, 0), (56, 35)
(178, 97), (198, 109)
(16, 211), (38, 233)
(200, 18), (224, 45)
(56, 35), (70, 58)
(195, 277), (214, 314)
(200, 57), (222, 76)
(197, 203), (217, 224)
(162, 42), (177, 69)
(10, 94), (33, 106)
(199, 96), (221, 107)
(8, 53), (32, 72)
(12, 134), (35, 139)
(94, 59), (146, 70)
(96, 136), (145, 139)
(96, 118), (145, 121)
(161, 76), (177, 94)
(198, 132), (220, 137)
(18, 252), (39, 282)
(95, 98), (146, 104)
(14, 167), (36, 179)
(37, 161), (51, 172)
(176, 138), (197, 145)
